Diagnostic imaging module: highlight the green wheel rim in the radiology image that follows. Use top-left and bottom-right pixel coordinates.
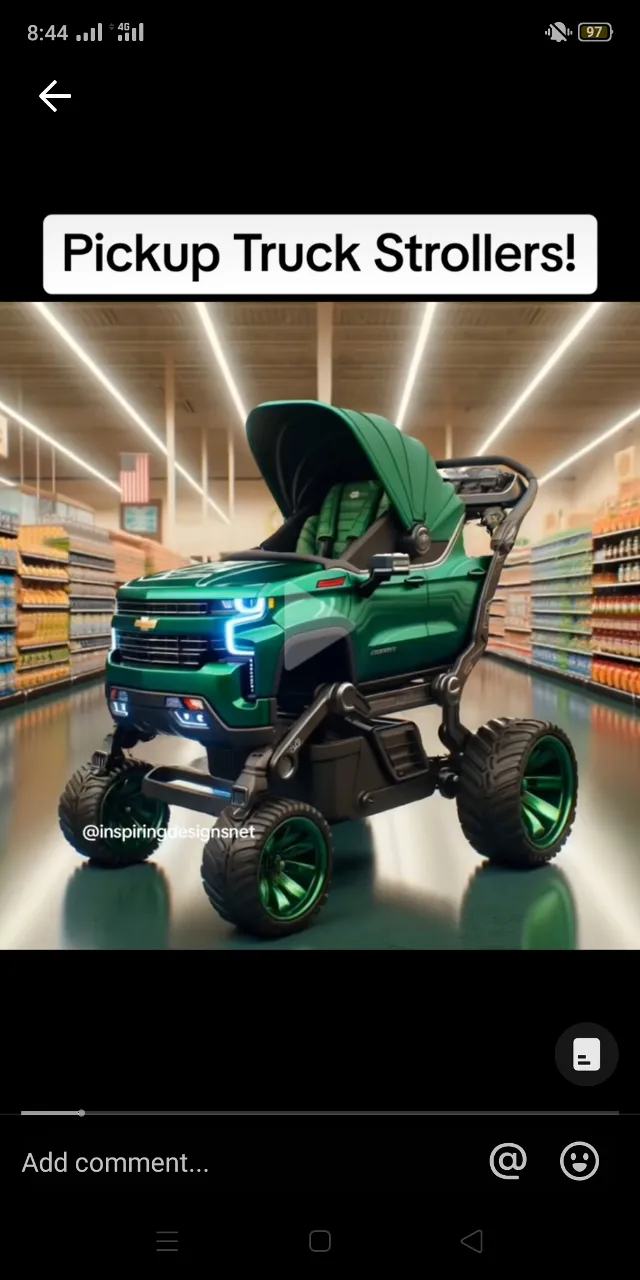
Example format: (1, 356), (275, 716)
(258, 817), (329, 922)
(100, 773), (168, 854)
(521, 735), (576, 850)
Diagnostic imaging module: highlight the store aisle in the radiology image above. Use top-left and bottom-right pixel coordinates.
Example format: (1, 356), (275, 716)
(0, 658), (638, 950)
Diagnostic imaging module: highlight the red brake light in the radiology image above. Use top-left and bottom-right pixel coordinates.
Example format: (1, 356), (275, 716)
(317, 577), (346, 589)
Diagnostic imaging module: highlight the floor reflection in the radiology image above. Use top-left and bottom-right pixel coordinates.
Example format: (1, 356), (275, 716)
(0, 658), (638, 950)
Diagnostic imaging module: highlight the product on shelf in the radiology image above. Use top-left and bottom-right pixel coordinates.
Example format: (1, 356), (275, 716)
(18, 585), (69, 608)
(69, 612), (113, 640)
(16, 609), (70, 647)
(109, 528), (188, 584)
(593, 506), (640, 536)
(0, 509), (19, 536)
(591, 592), (640, 659)
(531, 628), (592, 653)
(70, 648), (109, 678)
(0, 534), (18, 569)
(592, 660), (640, 695)
(18, 525), (69, 563)
(0, 572), (17, 625)
(486, 550), (533, 658)
(0, 661), (17, 698)
(15, 663), (70, 693)
(17, 644), (70, 671)
(0, 630), (17, 660)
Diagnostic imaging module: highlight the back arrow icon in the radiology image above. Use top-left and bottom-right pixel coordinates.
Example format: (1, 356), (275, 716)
(39, 80), (71, 112)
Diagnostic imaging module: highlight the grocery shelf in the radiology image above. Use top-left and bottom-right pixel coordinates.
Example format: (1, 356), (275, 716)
(485, 651), (639, 708)
(17, 658), (68, 674)
(18, 640), (68, 652)
(533, 607), (592, 615)
(0, 666), (104, 712)
(533, 642), (591, 657)
(593, 553), (640, 565)
(531, 568), (592, 581)
(533, 624), (591, 635)
(593, 581), (640, 591)
(531, 590), (592, 598)
(19, 603), (68, 611)
(593, 651), (640, 664)
(533, 545), (593, 563)
(20, 573), (69, 584)
(19, 549), (69, 565)
(69, 550), (116, 567)
(593, 525), (640, 542)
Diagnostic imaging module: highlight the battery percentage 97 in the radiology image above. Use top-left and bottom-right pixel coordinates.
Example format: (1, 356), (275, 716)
(578, 23), (613, 40)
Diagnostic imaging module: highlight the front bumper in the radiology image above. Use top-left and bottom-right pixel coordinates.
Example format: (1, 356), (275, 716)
(105, 677), (277, 750)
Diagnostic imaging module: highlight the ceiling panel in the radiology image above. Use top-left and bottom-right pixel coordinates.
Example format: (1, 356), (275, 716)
(1, 301), (640, 494)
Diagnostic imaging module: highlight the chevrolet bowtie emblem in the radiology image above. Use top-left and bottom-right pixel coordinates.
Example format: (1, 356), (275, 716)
(134, 616), (158, 631)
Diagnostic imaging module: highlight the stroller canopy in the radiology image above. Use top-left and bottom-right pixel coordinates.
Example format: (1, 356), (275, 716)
(245, 401), (463, 542)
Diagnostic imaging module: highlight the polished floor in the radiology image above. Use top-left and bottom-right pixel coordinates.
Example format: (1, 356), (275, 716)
(0, 659), (638, 950)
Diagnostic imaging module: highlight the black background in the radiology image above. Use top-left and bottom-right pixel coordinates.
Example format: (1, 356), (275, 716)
(1, 13), (638, 1119)
(2, 13), (638, 299)
(3, 1115), (629, 1266)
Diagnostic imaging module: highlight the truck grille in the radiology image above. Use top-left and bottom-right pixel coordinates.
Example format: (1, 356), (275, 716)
(117, 632), (211, 669)
(116, 600), (211, 617)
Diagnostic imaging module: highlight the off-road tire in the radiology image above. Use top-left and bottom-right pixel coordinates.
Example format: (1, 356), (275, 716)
(201, 797), (333, 939)
(58, 759), (169, 867)
(456, 717), (578, 867)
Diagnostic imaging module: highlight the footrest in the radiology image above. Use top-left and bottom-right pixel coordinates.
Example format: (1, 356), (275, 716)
(373, 721), (429, 782)
(142, 764), (247, 816)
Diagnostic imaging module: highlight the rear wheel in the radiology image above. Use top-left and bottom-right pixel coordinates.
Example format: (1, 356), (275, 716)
(456, 718), (578, 867)
(201, 798), (333, 938)
(58, 759), (169, 867)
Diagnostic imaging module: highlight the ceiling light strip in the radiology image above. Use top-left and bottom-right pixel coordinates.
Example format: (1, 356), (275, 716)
(396, 302), (439, 431)
(193, 303), (247, 426)
(479, 301), (606, 453)
(540, 405), (640, 485)
(30, 302), (229, 523)
(0, 394), (120, 491)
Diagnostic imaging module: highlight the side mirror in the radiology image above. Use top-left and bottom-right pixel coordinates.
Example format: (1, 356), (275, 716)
(358, 552), (410, 598)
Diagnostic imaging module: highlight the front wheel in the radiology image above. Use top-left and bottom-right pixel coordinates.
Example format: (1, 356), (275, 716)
(58, 759), (169, 867)
(201, 798), (333, 939)
(456, 718), (578, 867)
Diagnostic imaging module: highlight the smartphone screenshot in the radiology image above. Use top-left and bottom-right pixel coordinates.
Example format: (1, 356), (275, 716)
(1, 13), (637, 1269)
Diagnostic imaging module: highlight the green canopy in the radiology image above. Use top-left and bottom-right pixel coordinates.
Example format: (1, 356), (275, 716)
(245, 401), (464, 542)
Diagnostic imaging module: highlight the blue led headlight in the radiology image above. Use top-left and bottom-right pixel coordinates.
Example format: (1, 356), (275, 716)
(223, 599), (266, 700)
(224, 598), (267, 655)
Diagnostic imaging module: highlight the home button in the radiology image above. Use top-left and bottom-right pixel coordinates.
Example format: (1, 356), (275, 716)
(309, 1230), (331, 1252)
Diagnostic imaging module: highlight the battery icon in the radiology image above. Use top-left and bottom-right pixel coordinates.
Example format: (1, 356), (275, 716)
(578, 23), (613, 40)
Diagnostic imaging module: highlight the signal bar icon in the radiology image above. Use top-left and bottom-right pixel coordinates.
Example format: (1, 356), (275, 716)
(76, 24), (102, 40)
(119, 24), (144, 41)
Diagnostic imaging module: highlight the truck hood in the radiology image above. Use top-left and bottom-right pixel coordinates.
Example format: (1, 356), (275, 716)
(118, 557), (314, 599)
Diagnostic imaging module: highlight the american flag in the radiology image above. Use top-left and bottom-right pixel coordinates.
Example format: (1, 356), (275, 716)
(120, 453), (150, 503)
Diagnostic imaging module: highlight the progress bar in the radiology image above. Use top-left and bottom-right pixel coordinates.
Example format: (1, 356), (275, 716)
(19, 1109), (620, 1116)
